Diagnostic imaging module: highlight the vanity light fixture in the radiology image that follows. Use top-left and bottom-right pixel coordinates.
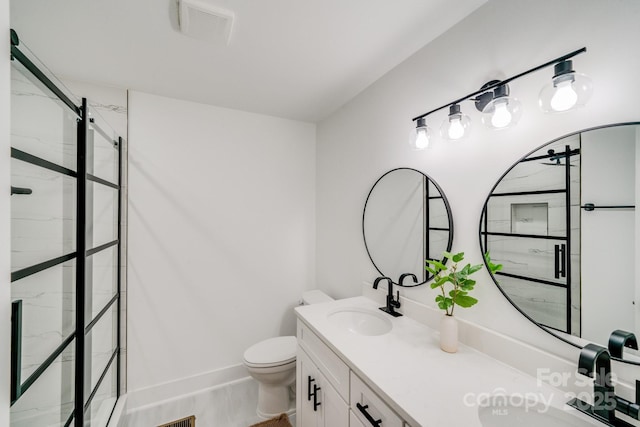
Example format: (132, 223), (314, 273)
(411, 47), (589, 145)
(409, 117), (431, 150)
(440, 104), (470, 140)
(538, 59), (593, 113)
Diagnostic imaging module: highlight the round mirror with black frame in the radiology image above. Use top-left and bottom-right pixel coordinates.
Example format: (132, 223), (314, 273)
(479, 122), (639, 364)
(363, 167), (454, 286)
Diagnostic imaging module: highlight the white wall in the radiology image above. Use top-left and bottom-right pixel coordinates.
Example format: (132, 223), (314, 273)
(316, 0), (640, 362)
(127, 91), (316, 392)
(1, 0), (11, 424)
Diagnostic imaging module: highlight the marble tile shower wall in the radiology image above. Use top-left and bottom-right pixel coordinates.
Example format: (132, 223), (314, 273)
(10, 63), (128, 427)
(10, 65), (77, 427)
(484, 135), (581, 334)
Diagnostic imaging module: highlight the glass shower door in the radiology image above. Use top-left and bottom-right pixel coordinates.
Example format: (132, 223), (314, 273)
(10, 31), (123, 427)
(10, 51), (79, 427)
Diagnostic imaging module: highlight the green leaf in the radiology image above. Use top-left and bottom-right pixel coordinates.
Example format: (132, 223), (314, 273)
(430, 281), (443, 289)
(484, 252), (503, 274)
(463, 279), (476, 287)
(430, 260), (447, 271)
(460, 264), (470, 276)
(434, 276), (451, 287)
(467, 264), (483, 275)
(425, 266), (438, 275)
(454, 295), (478, 308)
(452, 252), (465, 263)
(450, 290), (467, 298)
(442, 251), (453, 260)
(436, 295), (453, 310)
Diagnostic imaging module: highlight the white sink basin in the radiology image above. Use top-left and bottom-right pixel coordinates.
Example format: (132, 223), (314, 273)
(478, 396), (600, 426)
(327, 307), (392, 336)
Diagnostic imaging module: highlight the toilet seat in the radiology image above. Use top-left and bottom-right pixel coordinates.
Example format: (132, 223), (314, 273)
(243, 336), (297, 368)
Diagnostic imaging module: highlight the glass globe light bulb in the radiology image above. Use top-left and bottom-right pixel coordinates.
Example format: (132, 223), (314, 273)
(410, 118), (431, 150)
(415, 127), (429, 149)
(550, 79), (578, 112)
(448, 116), (465, 140)
(491, 99), (512, 128)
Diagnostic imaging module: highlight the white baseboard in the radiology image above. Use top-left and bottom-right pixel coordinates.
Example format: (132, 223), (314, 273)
(125, 364), (249, 411)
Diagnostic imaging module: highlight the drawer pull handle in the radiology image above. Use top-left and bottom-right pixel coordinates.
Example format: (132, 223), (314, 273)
(307, 376), (315, 401)
(357, 402), (382, 426)
(313, 384), (321, 411)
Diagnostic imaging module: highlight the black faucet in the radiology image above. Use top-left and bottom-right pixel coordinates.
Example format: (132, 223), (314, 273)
(372, 277), (402, 317)
(609, 330), (638, 359)
(399, 273), (418, 286)
(568, 343), (640, 426)
(578, 343), (616, 423)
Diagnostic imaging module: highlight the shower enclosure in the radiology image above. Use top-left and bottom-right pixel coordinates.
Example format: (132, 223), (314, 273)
(481, 135), (581, 336)
(10, 30), (124, 427)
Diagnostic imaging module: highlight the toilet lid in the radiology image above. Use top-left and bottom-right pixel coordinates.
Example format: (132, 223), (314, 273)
(243, 336), (297, 367)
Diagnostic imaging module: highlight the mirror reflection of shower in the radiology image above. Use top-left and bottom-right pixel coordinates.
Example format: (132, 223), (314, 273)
(481, 123), (638, 355)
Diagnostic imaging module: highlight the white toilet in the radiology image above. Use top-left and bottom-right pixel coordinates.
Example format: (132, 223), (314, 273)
(243, 290), (333, 419)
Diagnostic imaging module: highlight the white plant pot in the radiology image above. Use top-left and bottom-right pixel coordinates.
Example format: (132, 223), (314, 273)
(439, 314), (458, 353)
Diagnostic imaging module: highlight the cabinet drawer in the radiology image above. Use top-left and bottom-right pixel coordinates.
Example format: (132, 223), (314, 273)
(297, 321), (350, 401)
(350, 373), (403, 427)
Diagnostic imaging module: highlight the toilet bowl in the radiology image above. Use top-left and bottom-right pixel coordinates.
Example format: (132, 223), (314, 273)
(244, 336), (297, 418)
(243, 290), (334, 419)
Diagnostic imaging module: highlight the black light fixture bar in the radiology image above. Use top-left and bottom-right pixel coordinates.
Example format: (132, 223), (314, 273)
(412, 47), (587, 122)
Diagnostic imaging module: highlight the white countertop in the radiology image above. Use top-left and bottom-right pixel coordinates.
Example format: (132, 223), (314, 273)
(295, 296), (601, 427)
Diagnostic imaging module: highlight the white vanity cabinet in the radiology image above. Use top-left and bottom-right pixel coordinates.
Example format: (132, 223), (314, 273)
(297, 320), (411, 427)
(297, 322), (349, 427)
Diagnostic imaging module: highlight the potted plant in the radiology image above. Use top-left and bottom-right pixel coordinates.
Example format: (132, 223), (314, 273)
(426, 251), (502, 353)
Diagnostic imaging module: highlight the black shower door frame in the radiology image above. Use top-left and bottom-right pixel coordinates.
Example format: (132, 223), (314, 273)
(10, 31), (123, 427)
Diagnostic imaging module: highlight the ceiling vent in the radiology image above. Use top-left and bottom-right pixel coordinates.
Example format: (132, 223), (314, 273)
(178, 0), (234, 45)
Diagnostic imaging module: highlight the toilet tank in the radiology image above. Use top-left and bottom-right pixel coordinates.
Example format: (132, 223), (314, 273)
(301, 290), (333, 305)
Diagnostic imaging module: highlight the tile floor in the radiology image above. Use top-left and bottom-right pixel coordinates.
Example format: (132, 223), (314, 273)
(124, 377), (296, 427)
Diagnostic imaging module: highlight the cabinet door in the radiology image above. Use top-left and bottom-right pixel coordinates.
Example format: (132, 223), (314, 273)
(297, 348), (319, 427)
(350, 410), (367, 427)
(297, 348), (349, 427)
(318, 369), (348, 427)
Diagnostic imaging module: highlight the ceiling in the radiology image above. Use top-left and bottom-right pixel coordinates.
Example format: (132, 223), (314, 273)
(10, 0), (486, 122)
